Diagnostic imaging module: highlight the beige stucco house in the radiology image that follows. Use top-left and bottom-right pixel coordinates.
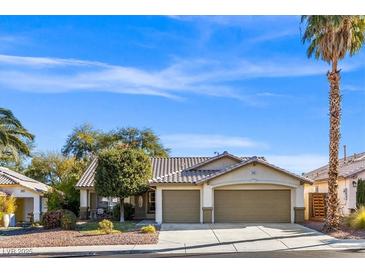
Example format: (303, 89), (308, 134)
(76, 152), (313, 224)
(0, 167), (50, 223)
(304, 152), (365, 220)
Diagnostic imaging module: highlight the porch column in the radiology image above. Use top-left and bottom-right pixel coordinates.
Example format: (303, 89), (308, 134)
(202, 183), (213, 223)
(79, 189), (88, 219)
(33, 195), (40, 222)
(294, 185), (305, 223)
(155, 188), (162, 224)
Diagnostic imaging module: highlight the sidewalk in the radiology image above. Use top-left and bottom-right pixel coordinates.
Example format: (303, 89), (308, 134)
(2, 238), (365, 257)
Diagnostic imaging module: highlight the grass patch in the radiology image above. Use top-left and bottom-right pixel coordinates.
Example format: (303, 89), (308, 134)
(77, 221), (137, 235)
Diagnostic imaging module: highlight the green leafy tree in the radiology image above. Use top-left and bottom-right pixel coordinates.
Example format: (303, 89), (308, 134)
(94, 148), (152, 222)
(113, 127), (169, 157)
(62, 124), (169, 159)
(0, 108), (34, 164)
(25, 153), (87, 214)
(301, 16), (365, 231)
(62, 123), (101, 160)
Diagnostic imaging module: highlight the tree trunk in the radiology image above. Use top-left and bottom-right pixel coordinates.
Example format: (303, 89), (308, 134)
(120, 198), (125, 222)
(323, 60), (341, 232)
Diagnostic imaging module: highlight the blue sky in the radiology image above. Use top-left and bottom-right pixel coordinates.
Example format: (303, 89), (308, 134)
(0, 16), (364, 173)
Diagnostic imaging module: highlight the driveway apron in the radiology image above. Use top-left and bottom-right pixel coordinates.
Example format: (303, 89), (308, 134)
(158, 223), (336, 253)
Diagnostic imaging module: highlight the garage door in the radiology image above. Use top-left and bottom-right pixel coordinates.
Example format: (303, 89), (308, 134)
(163, 190), (200, 223)
(214, 190), (291, 223)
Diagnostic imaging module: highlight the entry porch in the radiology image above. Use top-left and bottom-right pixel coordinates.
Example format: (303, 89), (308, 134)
(79, 188), (156, 221)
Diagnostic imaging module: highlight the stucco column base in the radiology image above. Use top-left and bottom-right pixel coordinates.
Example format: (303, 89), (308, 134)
(33, 212), (41, 223)
(294, 207), (305, 223)
(79, 207), (88, 220)
(202, 207), (213, 224)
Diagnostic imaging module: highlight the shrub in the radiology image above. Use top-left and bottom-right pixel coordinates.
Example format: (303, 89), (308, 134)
(140, 225), (156, 234)
(0, 196), (5, 218)
(112, 202), (134, 221)
(98, 219), (114, 234)
(348, 206), (365, 229)
(42, 210), (64, 229)
(61, 210), (77, 230)
(1, 196), (17, 214)
(45, 190), (64, 211)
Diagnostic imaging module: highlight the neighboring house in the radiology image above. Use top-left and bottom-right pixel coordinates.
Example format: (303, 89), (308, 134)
(304, 152), (365, 220)
(0, 167), (50, 223)
(76, 151), (312, 224)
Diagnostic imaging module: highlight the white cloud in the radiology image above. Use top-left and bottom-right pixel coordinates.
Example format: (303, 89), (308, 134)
(0, 54), (363, 102)
(342, 84), (365, 92)
(266, 154), (328, 174)
(161, 133), (268, 150)
(169, 16), (299, 29)
(248, 29), (298, 43)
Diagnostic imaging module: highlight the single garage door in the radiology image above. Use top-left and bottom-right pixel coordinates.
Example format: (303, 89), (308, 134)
(163, 190), (200, 223)
(214, 190), (291, 223)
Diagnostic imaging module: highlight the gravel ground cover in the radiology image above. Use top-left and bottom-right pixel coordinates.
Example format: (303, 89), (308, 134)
(303, 221), (365, 239)
(0, 221), (158, 248)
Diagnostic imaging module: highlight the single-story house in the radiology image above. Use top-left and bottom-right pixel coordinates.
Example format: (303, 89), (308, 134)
(0, 167), (50, 223)
(304, 151), (365, 220)
(76, 151), (313, 224)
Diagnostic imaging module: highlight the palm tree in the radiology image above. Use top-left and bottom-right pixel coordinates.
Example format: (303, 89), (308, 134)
(301, 16), (365, 231)
(0, 108), (34, 160)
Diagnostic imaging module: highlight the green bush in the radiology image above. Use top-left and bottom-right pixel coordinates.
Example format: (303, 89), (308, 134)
(140, 225), (156, 234)
(348, 206), (365, 229)
(112, 203), (134, 221)
(42, 210), (64, 229)
(45, 190), (64, 211)
(61, 210), (77, 230)
(98, 219), (114, 234)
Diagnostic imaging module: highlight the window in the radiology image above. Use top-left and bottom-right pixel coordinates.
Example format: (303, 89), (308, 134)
(148, 191), (156, 213)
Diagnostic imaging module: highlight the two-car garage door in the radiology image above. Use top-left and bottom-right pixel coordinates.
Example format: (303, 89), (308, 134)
(214, 190), (291, 223)
(162, 189), (291, 223)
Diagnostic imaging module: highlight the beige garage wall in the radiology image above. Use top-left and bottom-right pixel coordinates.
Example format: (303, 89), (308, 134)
(208, 163), (302, 188)
(154, 163), (306, 224)
(215, 184), (292, 190)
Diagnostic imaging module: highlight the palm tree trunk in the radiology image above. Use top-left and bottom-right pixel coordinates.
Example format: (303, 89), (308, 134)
(323, 60), (341, 232)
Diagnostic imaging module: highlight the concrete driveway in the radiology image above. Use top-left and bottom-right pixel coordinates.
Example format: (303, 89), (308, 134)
(157, 223), (338, 254)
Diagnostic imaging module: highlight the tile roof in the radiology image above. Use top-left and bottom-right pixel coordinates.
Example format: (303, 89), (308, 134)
(0, 167), (50, 193)
(76, 156), (211, 187)
(196, 157), (313, 184)
(76, 157), (98, 188)
(305, 152), (365, 181)
(76, 154), (310, 187)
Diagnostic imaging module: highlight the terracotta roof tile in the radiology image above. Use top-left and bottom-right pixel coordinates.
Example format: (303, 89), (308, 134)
(305, 152), (365, 181)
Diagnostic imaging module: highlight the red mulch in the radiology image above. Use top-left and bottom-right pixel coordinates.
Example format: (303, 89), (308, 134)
(0, 228), (159, 248)
(303, 221), (365, 239)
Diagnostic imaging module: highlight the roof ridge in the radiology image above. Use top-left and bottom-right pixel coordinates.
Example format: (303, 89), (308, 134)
(0, 172), (17, 184)
(196, 157), (313, 184)
(0, 168), (39, 184)
(150, 156), (212, 159)
(149, 168), (184, 182)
